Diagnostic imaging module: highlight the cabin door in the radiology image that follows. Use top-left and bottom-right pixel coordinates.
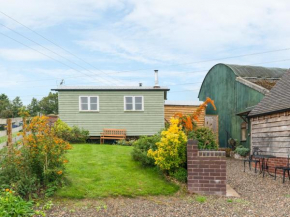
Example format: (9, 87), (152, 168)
(205, 115), (219, 145)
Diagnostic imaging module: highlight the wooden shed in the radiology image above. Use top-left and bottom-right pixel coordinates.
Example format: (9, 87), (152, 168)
(199, 63), (287, 147)
(248, 70), (290, 171)
(52, 86), (169, 136)
(164, 101), (205, 127)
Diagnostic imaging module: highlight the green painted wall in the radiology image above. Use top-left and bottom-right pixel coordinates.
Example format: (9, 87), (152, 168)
(58, 90), (165, 136)
(199, 64), (265, 148)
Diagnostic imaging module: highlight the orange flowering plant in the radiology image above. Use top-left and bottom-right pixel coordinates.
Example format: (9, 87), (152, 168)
(174, 97), (216, 134)
(0, 115), (72, 198)
(22, 116), (72, 181)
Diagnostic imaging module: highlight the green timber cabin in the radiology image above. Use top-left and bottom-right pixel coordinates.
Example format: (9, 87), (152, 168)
(51, 85), (169, 137)
(198, 63), (288, 148)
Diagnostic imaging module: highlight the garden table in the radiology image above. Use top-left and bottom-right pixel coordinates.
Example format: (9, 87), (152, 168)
(253, 154), (276, 177)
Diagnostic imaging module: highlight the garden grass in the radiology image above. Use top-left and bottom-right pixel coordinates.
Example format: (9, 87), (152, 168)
(56, 144), (179, 198)
(0, 132), (18, 144)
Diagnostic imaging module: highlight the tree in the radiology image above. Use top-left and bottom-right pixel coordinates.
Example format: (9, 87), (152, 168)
(11, 96), (23, 117)
(27, 98), (40, 116)
(0, 94), (12, 118)
(39, 92), (58, 115)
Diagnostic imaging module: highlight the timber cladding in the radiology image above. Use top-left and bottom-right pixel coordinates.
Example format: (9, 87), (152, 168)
(251, 111), (290, 158)
(164, 105), (205, 127)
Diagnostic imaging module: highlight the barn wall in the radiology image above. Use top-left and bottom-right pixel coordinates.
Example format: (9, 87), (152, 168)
(251, 111), (290, 158)
(164, 105), (205, 127)
(199, 63), (265, 147)
(235, 82), (265, 148)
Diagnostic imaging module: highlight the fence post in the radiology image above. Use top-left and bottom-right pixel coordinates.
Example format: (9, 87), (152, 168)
(6, 118), (12, 148)
(22, 117), (26, 137)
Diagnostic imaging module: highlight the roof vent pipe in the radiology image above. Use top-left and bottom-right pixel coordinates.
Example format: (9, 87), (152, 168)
(154, 70), (160, 88)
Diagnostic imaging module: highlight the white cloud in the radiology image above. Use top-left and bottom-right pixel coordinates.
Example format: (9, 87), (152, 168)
(1, 0), (290, 101)
(0, 48), (49, 61)
(76, 0), (290, 66)
(0, 66), (27, 88)
(0, 0), (124, 29)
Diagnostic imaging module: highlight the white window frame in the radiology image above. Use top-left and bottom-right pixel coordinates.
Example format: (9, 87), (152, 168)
(124, 96), (144, 111)
(79, 96), (99, 112)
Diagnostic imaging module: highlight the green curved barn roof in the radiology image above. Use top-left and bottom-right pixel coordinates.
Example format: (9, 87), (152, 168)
(198, 63), (288, 97)
(225, 64), (287, 78)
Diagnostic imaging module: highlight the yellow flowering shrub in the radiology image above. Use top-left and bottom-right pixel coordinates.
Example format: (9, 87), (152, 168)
(147, 118), (187, 172)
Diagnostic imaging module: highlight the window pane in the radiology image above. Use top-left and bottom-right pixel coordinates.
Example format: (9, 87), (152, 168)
(90, 97), (98, 104)
(90, 104), (98, 110)
(135, 104), (142, 110)
(135, 97), (142, 103)
(81, 97), (88, 103)
(126, 104), (133, 110)
(126, 97), (133, 103)
(81, 104), (88, 110)
(241, 129), (247, 141)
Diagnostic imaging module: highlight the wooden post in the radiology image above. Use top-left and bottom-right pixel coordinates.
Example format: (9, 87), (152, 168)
(6, 118), (12, 147)
(22, 117), (26, 137)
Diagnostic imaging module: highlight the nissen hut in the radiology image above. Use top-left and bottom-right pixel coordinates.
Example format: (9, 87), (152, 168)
(199, 63), (288, 147)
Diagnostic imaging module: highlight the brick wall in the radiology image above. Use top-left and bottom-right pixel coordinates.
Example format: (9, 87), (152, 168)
(251, 157), (290, 176)
(187, 140), (226, 195)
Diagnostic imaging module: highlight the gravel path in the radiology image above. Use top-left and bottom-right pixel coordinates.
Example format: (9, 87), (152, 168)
(46, 159), (290, 216)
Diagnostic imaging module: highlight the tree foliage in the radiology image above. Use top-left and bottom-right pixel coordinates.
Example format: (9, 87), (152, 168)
(39, 92), (58, 115)
(0, 94), (12, 118)
(0, 92), (59, 118)
(27, 98), (40, 117)
(11, 97), (23, 117)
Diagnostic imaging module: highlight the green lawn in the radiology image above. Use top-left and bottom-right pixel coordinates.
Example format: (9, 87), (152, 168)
(56, 144), (179, 198)
(0, 132), (18, 144)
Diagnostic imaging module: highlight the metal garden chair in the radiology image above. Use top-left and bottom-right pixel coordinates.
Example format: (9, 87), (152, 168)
(274, 149), (290, 183)
(244, 147), (261, 173)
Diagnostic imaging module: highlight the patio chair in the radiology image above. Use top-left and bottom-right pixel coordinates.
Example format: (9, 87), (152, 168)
(244, 147), (260, 173)
(274, 153), (290, 183)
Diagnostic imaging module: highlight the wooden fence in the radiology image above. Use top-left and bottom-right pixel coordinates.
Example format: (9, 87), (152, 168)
(0, 117), (24, 150)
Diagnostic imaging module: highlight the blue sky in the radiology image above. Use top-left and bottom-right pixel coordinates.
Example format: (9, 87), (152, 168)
(0, 0), (290, 105)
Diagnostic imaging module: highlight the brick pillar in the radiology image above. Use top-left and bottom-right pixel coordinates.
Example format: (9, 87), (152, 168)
(187, 139), (226, 196)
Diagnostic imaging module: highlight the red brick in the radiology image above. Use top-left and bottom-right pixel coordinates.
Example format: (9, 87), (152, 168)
(199, 180), (209, 184)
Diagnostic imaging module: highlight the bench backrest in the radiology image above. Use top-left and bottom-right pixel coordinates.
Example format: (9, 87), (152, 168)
(102, 129), (126, 136)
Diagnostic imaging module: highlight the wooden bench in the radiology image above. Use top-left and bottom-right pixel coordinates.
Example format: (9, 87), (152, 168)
(100, 129), (126, 144)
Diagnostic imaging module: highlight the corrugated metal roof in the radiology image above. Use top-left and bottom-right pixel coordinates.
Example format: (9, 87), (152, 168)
(226, 64), (287, 78)
(198, 63), (288, 97)
(249, 70), (290, 117)
(165, 100), (202, 106)
(52, 86), (170, 91)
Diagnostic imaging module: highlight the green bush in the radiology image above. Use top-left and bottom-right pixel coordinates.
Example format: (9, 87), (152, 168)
(190, 127), (218, 150)
(131, 134), (160, 167)
(235, 145), (250, 157)
(53, 119), (89, 143)
(170, 167), (187, 183)
(0, 116), (72, 199)
(116, 139), (135, 146)
(0, 189), (35, 217)
(69, 126), (89, 143)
